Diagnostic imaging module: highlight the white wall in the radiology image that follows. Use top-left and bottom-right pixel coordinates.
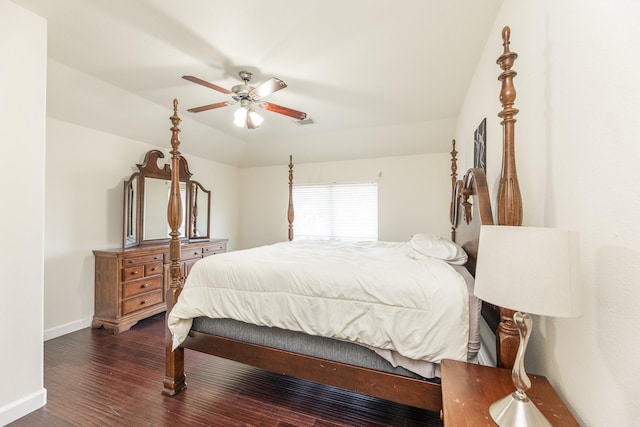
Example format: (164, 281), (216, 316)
(44, 118), (240, 339)
(238, 153), (452, 249)
(456, 1), (640, 425)
(13, 1), (640, 425)
(0, 1), (47, 424)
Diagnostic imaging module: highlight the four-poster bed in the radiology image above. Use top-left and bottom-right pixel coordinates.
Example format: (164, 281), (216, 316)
(162, 26), (522, 415)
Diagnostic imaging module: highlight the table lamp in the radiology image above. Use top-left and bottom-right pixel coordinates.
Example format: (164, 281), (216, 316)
(474, 225), (580, 427)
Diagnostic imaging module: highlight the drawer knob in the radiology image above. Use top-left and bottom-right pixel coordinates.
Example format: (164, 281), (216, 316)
(131, 270), (139, 275)
(141, 300), (148, 305)
(141, 283), (149, 288)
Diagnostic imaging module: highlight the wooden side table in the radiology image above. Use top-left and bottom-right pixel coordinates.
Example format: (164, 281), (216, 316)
(441, 359), (580, 426)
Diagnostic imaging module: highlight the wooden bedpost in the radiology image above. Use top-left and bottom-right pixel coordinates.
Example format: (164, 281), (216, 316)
(288, 155), (294, 241)
(449, 140), (458, 242)
(495, 26), (521, 369)
(496, 26), (522, 226)
(163, 99), (187, 395)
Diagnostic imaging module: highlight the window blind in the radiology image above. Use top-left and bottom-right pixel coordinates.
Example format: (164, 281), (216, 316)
(292, 182), (378, 241)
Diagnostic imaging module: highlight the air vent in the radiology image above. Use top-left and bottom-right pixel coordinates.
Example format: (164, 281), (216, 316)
(297, 117), (315, 125)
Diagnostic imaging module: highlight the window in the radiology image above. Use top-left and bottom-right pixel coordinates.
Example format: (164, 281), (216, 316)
(292, 182), (378, 241)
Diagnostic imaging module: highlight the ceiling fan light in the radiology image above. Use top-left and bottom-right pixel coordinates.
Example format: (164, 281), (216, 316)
(233, 107), (247, 127)
(249, 110), (264, 127)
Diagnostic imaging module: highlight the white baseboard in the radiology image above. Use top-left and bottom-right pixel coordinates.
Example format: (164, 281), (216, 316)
(44, 317), (92, 341)
(478, 317), (497, 367)
(0, 388), (46, 426)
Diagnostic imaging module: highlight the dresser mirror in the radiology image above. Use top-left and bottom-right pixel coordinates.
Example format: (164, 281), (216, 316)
(123, 174), (138, 247)
(190, 181), (210, 238)
(122, 149), (211, 248)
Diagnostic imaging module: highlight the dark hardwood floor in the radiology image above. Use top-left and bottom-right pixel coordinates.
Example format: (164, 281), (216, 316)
(9, 314), (443, 427)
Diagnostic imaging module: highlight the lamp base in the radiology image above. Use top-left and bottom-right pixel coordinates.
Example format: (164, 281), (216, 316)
(489, 391), (552, 427)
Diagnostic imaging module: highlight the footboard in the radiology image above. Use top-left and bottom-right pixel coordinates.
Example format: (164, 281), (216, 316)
(183, 330), (443, 411)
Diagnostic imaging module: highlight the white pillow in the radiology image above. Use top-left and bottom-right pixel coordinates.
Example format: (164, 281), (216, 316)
(407, 233), (468, 265)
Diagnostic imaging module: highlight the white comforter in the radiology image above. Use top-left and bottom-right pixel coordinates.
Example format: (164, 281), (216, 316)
(168, 239), (470, 363)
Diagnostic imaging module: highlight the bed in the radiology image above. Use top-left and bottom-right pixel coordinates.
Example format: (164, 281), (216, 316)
(162, 26), (522, 415)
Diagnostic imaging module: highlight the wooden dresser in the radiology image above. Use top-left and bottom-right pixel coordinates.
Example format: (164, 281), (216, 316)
(92, 239), (227, 333)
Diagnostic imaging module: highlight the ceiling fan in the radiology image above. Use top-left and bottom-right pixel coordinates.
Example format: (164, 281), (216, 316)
(182, 71), (308, 129)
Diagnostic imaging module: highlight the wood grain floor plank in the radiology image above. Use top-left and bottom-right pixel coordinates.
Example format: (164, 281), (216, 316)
(9, 314), (443, 426)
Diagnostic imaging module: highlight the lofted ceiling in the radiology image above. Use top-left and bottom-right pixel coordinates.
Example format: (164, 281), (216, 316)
(12, 0), (503, 167)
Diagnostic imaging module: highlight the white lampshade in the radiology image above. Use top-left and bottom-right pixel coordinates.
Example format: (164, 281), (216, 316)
(233, 107), (247, 127)
(248, 109), (264, 127)
(474, 225), (581, 317)
(233, 107), (264, 128)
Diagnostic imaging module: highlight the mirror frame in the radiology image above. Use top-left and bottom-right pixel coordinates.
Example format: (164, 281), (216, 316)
(188, 180), (211, 240)
(122, 173), (139, 247)
(122, 149), (211, 248)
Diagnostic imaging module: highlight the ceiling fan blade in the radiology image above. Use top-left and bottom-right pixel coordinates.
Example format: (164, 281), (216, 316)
(258, 101), (308, 120)
(187, 101), (235, 113)
(182, 75), (232, 94)
(250, 77), (287, 100)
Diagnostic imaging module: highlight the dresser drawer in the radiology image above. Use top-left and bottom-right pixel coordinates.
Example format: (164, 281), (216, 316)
(122, 266), (144, 281)
(122, 253), (164, 267)
(181, 247), (203, 260)
(122, 276), (163, 299)
(144, 261), (163, 276)
(121, 290), (163, 315)
(203, 244), (225, 256)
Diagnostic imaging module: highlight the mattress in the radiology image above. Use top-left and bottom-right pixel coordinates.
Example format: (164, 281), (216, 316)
(168, 238), (479, 377)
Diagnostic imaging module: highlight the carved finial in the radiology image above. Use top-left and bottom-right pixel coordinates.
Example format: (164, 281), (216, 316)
(499, 29), (515, 107)
(170, 99), (181, 152)
(502, 26), (511, 52)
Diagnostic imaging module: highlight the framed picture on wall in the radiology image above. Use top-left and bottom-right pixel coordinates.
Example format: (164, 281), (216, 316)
(474, 118), (486, 170)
